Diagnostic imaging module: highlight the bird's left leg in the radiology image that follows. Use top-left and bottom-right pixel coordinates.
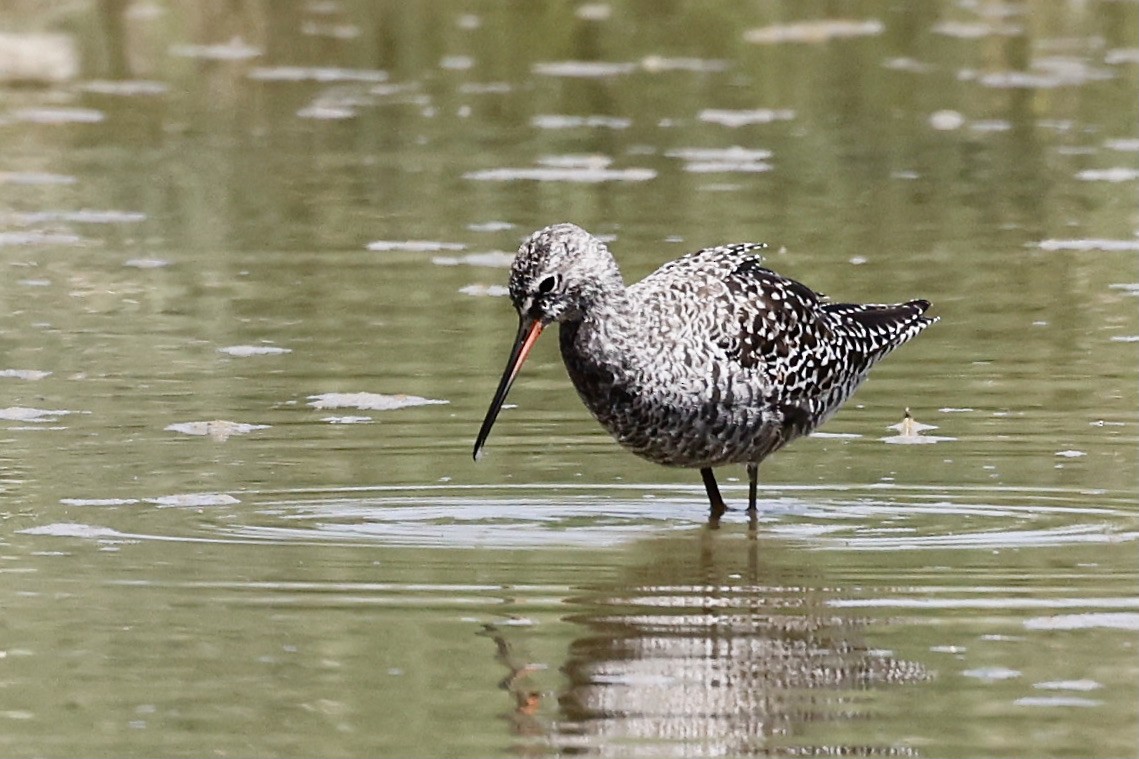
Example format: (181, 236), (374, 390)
(700, 467), (727, 522)
(746, 462), (759, 512)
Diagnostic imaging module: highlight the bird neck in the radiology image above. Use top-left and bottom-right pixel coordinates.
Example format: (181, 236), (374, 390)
(567, 277), (630, 327)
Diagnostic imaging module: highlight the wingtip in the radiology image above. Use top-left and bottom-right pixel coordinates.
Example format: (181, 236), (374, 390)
(910, 298), (939, 324)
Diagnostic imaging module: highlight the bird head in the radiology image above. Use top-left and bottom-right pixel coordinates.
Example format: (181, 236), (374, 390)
(473, 222), (623, 460)
(508, 223), (623, 325)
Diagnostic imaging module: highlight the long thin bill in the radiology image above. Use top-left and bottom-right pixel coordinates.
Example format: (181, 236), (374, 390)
(472, 317), (544, 460)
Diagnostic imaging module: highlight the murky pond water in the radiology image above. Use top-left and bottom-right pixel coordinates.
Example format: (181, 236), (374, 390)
(1, 1), (1137, 756)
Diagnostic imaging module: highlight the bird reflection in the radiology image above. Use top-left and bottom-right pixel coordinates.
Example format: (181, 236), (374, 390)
(483, 527), (928, 756)
(478, 623), (547, 746)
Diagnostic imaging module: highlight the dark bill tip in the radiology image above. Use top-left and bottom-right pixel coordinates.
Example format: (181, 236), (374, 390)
(472, 318), (544, 461)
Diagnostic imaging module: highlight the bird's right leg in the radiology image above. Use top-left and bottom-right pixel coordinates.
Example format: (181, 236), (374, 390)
(746, 462), (759, 512)
(700, 467), (727, 523)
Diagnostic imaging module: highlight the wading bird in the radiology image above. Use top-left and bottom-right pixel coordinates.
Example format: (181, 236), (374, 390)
(473, 223), (936, 522)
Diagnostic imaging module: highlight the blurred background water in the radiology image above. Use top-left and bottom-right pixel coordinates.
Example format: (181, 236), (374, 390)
(0, 1), (1136, 756)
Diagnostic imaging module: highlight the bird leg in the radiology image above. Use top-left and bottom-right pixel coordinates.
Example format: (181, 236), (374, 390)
(746, 462), (759, 513)
(700, 467), (727, 522)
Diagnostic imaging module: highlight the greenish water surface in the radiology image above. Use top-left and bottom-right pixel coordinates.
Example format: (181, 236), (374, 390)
(0, 2), (1136, 757)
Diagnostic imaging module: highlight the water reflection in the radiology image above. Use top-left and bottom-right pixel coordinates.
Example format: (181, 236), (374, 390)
(8, 483), (1138, 756)
(480, 624), (547, 745)
(488, 531), (929, 756)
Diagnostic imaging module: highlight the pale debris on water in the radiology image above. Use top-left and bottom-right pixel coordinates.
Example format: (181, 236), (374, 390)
(977, 65), (1111, 89)
(931, 21), (1022, 39)
(666, 146), (774, 174)
(889, 409), (937, 434)
(60, 498), (141, 506)
(882, 434), (947, 445)
(532, 60), (637, 77)
(19, 523), (124, 539)
(80, 80), (169, 96)
(440, 55), (474, 70)
(322, 416), (373, 424)
(459, 82), (511, 95)
(0, 31), (79, 84)
(882, 408), (954, 445)
(468, 221), (514, 232)
(1034, 680), (1103, 692)
(883, 57), (934, 74)
(0, 231), (85, 247)
(249, 66), (386, 83)
(683, 159), (772, 174)
(0, 406), (70, 422)
(531, 114), (631, 130)
(640, 56), (728, 73)
(165, 420), (270, 442)
(699, 109), (796, 128)
(459, 284), (509, 297)
(297, 103), (356, 120)
(123, 258), (172, 269)
(366, 239), (466, 252)
(1024, 612), (1139, 631)
(0, 369), (51, 380)
(1054, 450), (1086, 458)
(463, 166), (655, 183)
(537, 154), (613, 169)
(169, 38), (261, 61)
(11, 209), (146, 224)
(1106, 48), (1139, 65)
(962, 666), (1021, 682)
(307, 392), (448, 411)
(1075, 167), (1139, 183)
(930, 110), (966, 131)
(218, 345), (292, 356)
(1038, 239), (1139, 252)
(0, 171), (76, 185)
(969, 119), (1012, 133)
(432, 251), (515, 268)
(575, 3), (611, 21)
(1014, 696), (1102, 708)
(147, 493), (241, 508)
(9, 107), (104, 124)
(744, 19), (884, 45)
(1105, 138), (1139, 152)
(666, 146), (773, 162)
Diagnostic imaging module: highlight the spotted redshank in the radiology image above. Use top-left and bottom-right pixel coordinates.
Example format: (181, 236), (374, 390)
(473, 223), (937, 521)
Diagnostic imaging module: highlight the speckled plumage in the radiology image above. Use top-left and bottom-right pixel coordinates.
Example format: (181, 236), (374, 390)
(474, 223), (937, 520)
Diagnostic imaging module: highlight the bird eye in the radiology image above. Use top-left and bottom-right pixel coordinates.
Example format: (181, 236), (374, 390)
(537, 275), (559, 294)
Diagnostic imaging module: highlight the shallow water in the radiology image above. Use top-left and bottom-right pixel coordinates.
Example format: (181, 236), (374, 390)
(1, 1), (1137, 757)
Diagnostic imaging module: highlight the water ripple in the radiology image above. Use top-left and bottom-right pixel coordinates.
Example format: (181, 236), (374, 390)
(24, 484), (1137, 553)
(215, 484), (1139, 550)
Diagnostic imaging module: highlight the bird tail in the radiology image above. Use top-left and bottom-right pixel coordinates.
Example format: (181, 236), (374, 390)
(823, 299), (938, 356)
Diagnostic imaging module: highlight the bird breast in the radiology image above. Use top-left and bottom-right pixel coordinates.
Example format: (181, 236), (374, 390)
(556, 288), (771, 467)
